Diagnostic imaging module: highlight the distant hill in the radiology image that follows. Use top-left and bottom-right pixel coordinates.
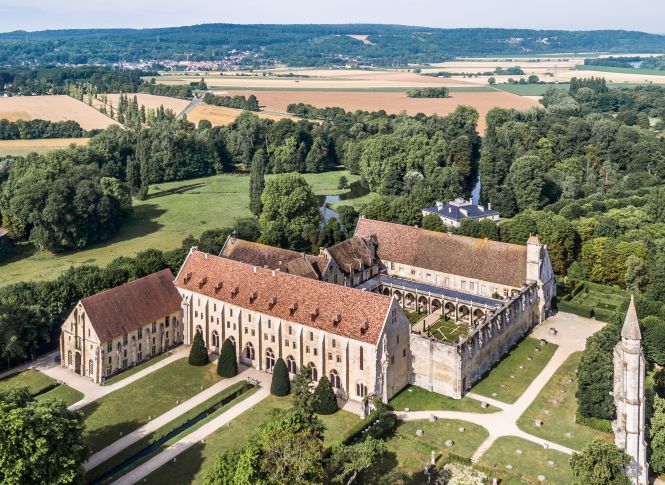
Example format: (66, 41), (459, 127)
(2, 24), (665, 67)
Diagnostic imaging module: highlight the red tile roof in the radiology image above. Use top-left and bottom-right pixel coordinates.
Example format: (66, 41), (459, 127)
(355, 218), (528, 288)
(176, 250), (393, 345)
(80, 269), (182, 342)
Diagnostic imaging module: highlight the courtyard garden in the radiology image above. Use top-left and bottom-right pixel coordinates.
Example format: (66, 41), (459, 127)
(517, 352), (612, 451)
(471, 337), (558, 404)
(389, 385), (499, 413)
(479, 436), (574, 484)
(141, 395), (360, 485)
(427, 315), (469, 342)
(558, 280), (626, 322)
(81, 357), (223, 453)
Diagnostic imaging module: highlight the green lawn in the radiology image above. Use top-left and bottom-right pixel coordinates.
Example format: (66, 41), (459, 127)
(141, 395), (360, 485)
(471, 337), (558, 404)
(427, 316), (468, 342)
(101, 351), (173, 386)
(0, 369), (56, 395)
(480, 436), (574, 484)
(35, 384), (83, 407)
(389, 385), (499, 413)
(85, 381), (257, 484)
(0, 171), (359, 287)
(364, 418), (488, 483)
(495, 83), (568, 96)
(81, 358), (223, 453)
(517, 352), (612, 451)
(405, 310), (426, 325)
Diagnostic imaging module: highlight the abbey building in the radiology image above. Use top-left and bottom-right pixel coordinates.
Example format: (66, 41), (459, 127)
(59, 218), (555, 403)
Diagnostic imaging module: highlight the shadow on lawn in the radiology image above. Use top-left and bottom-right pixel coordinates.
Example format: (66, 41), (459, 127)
(80, 401), (143, 455)
(142, 441), (205, 484)
(364, 451), (430, 485)
(147, 183), (206, 199)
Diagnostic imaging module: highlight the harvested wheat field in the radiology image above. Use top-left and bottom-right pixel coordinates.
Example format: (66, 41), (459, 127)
(0, 138), (89, 157)
(186, 104), (301, 126)
(231, 90), (539, 133)
(0, 95), (119, 130)
(99, 93), (190, 115)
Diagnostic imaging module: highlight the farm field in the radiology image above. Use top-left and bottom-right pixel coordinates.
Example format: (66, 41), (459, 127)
(576, 64), (665, 76)
(0, 95), (119, 130)
(185, 103), (300, 126)
(0, 170), (361, 286)
(0, 137), (89, 156)
(229, 90), (539, 133)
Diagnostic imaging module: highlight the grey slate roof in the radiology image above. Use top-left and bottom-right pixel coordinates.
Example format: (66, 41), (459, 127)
(423, 201), (499, 221)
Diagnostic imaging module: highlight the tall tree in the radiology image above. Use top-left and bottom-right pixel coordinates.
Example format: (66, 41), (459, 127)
(188, 331), (208, 366)
(249, 148), (267, 217)
(569, 438), (630, 485)
(217, 338), (237, 377)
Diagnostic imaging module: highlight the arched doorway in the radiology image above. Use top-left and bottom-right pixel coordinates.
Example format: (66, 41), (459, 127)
(473, 308), (485, 325)
(405, 293), (416, 309)
(444, 302), (456, 318)
(265, 348), (276, 371)
(74, 352), (82, 375)
(431, 299), (442, 313)
(211, 330), (220, 351)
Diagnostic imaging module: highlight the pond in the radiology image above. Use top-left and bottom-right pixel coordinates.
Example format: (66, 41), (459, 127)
(318, 180), (370, 222)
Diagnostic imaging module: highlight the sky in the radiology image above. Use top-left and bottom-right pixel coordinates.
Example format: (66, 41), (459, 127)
(0, 0), (664, 34)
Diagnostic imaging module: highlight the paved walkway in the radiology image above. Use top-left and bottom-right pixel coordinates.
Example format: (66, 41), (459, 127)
(35, 347), (190, 409)
(85, 365), (270, 471)
(111, 384), (271, 485)
(396, 312), (604, 462)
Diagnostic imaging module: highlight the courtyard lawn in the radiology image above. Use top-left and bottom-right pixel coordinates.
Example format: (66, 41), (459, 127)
(364, 418), (488, 483)
(405, 310), (426, 325)
(427, 316), (468, 342)
(471, 337), (557, 404)
(0, 369), (56, 395)
(0, 171), (360, 287)
(389, 385), (499, 413)
(517, 352), (612, 451)
(479, 436), (574, 484)
(101, 351), (174, 386)
(81, 358), (222, 453)
(141, 395), (359, 485)
(35, 384), (83, 407)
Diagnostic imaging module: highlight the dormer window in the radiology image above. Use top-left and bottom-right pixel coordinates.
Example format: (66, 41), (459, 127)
(310, 307), (319, 319)
(214, 281), (223, 292)
(231, 286), (239, 297)
(360, 320), (369, 335)
(184, 272), (192, 283)
(333, 313), (341, 326)
(249, 291), (257, 302)
(198, 276), (207, 288)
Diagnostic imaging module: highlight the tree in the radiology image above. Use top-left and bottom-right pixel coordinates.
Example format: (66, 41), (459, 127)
(0, 387), (90, 484)
(217, 338), (237, 377)
(577, 324), (618, 420)
(249, 148), (266, 217)
(270, 358), (291, 396)
(488, 77), (496, 85)
(642, 316), (665, 366)
(329, 437), (386, 484)
(292, 364), (316, 418)
(305, 135), (329, 172)
(650, 395), (665, 474)
(313, 375), (338, 415)
(189, 330), (208, 366)
(338, 175), (349, 190)
(625, 255), (646, 292)
(507, 155), (548, 211)
(422, 213), (445, 232)
(569, 438), (630, 485)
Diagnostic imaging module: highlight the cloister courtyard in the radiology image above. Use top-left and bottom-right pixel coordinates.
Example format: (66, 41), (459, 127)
(0, 311), (606, 484)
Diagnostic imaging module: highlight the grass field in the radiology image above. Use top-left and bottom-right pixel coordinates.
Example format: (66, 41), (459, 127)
(495, 83), (568, 96)
(141, 395), (359, 485)
(0, 170), (360, 286)
(364, 418), (489, 483)
(577, 64), (665, 76)
(389, 385), (499, 413)
(35, 383), (83, 407)
(81, 358), (223, 453)
(101, 351), (173, 386)
(0, 369), (56, 395)
(517, 352), (612, 451)
(470, 337), (558, 404)
(480, 436), (574, 484)
(0, 137), (89, 156)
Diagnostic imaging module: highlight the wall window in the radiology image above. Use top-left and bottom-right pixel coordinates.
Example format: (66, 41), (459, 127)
(267, 319), (271, 329)
(123, 334), (128, 345)
(152, 322), (156, 333)
(107, 341), (112, 352)
(288, 326), (292, 335)
(286, 355), (296, 374)
(336, 355), (341, 364)
(504, 289), (509, 298)
(328, 353), (332, 361)
(306, 345), (310, 354)
(356, 382), (368, 398)
(271, 335), (275, 343)
(245, 343), (255, 360)
(248, 314), (252, 322)
(251, 329), (255, 336)
(309, 364), (318, 381)
(166, 318), (170, 328)
(332, 339), (336, 348)
(213, 303), (216, 312)
(265, 348), (276, 371)
(470, 282), (476, 292)
(445, 277), (450, 287)
(309, 331), (314, 341)
(244, 327), (248, 334)
(138, 328), (143, 339)
(264, 333), (268, 341)
(195, 311), (198, 318)
(481, 285), (487, 294)
(67, 350), (73, 366)
(396, 335), (400, 345)
(210, 316), (214, 323)
(329, 370), (341, 390)
(461, 281), (467, 290)
(314, 349), (318, 356)
(212, 330), (220, 348)
(403, 348), (407, 357)
(391, 356), (395, 365)
(285, 339), (289, 348)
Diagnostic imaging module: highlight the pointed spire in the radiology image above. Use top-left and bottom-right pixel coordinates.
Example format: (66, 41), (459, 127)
(621, 295), (641, 340)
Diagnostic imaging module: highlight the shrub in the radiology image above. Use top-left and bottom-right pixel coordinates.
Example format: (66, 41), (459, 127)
(557, 300), (594, 318)
(575, 412), (613, 433)
(313, 376), (338, 414)
(188, 331), (209, 366)
(270, 358), (290, 396)
(217, 339), (237, 377)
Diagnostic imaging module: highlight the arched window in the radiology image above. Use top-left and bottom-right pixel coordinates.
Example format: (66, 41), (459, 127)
(265, 348), (276, 371)
(309, 363), (318, 381)
(89, 360), (94, 376)
(211, 330), (219, 348)
(171, 316), (178, 327)
(117, 342), (122, 351)
(67, 350), (73, 366)
(356, 382), (368, 398)
(245, 342), (255, 360)
(329, 369), (341, 390)
(286, 355), (297, 374)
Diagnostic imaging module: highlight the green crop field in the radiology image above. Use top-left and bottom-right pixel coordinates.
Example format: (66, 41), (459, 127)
(495, 83), (568, 96)
(577, 64), (665, 76)
(0, 170), (360, 287)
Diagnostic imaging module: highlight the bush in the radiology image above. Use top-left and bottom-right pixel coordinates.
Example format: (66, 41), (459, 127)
(313, 376), (338, 414)
(575, 412), (613, 433)
(593, 308), (617, 323)
(188, 331), (209, 366)
(557, 300), (594, 318)
(217, 339), (237, 377)
(270, 358), (290, 396)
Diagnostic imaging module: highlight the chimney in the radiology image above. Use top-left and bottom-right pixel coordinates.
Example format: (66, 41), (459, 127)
(253, 266), (257, 273)
(436, 201), (444, 210)
(289, 301), (298, 313)
(204, 253), (208, 259)
(272, 270), (276, 277)
(488, 202), (492, 211)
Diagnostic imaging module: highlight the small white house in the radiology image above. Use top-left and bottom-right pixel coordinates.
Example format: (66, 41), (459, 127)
(422, 198), (500, 228)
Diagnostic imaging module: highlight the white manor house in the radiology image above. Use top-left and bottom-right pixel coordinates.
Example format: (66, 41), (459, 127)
(60, 217), (555, 402)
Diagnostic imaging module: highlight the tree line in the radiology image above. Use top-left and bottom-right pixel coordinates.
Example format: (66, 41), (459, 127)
(203, 93), (259, 111)
(0, 119), (91, 140)
(405, 87), (449, 98)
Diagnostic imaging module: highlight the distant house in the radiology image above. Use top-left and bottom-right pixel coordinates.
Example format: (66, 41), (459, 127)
(59, 269), (183, 383)
(422, 198), (500, 228)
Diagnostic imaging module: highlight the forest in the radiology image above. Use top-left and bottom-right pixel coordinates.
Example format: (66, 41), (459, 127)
(2, 25), (665, 66)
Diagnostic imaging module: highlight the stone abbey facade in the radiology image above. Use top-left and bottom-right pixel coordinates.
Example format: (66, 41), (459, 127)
(59, 218), (555, 403)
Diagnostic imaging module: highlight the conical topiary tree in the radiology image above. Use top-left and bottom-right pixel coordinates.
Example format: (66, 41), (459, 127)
(270, 358), (290, 396)
(313, 375), (338, 415)
(188, 331), (208, 366)
(217, 339), (237, 377)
